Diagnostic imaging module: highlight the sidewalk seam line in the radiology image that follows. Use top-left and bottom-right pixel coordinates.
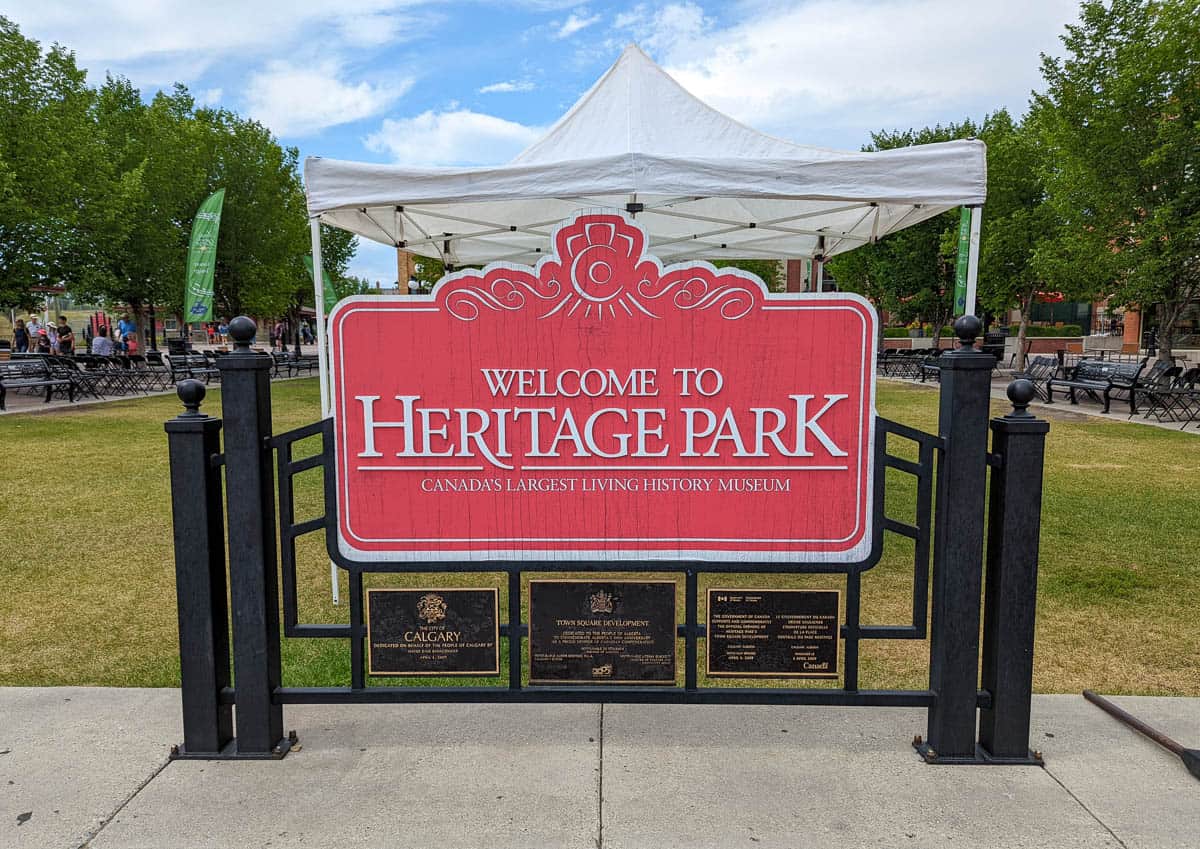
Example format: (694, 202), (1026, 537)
(1042, 764), (1130, 849)
(76, 755), (173, 849)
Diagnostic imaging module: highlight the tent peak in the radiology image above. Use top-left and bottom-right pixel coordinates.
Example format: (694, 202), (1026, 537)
(512, 43), (841, 166)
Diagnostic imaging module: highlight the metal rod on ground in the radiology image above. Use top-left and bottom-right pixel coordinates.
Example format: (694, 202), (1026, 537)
(1083, 690), (1200, 780)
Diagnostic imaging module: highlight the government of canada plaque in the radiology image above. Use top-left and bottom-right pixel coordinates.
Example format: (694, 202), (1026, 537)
(366, 588), (499, 676)
(529, 580), (676, 684)
(706, 588), (840, 679)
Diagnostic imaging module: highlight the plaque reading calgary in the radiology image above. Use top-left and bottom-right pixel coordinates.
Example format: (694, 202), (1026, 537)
(529, 580), (676, 684)
(329, 211), (876, 564)
(366, 588), (499, 676)
(706, 588), (840, 679)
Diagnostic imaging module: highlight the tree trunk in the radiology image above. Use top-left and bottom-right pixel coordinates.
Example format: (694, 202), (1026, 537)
(1155, 300), (1179, 364)
(1015, 288), (1035, 372)
(128, 297), (145, 350)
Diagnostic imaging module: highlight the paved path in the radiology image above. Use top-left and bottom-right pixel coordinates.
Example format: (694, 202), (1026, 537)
(2, 688), (1197, 848)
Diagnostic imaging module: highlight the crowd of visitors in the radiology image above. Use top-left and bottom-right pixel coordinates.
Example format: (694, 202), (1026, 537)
(10, 313), (319, 356)
(9, 313), (141, 355)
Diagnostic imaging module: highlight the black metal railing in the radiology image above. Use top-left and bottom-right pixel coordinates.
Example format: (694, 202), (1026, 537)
(166, 316), (1048, 766)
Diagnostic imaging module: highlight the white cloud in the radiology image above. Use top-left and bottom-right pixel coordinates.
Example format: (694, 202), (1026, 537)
(246, 60), (411, 136)
(365, 109), (542, 166)
(197, 87), (224, 107)
(479, 80), (536, 93)
(555, 12), (602, 39)
(622, 0), (1079, 146)
(4, 1), (430, 86)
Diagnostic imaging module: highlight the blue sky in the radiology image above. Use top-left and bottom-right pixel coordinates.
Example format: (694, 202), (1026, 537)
(9, 0), (1082, 284)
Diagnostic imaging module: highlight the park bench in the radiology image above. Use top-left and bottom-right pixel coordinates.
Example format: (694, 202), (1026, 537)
(1045, 357), (1147, 414)
(166, 351), (221, 384)
(1104, 358), (1173, 414)
(271, 350), (319, 378)
(0, 358), (74, 410)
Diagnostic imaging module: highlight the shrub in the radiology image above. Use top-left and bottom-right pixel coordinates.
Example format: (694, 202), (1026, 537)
(1011, 324), (1082, 337)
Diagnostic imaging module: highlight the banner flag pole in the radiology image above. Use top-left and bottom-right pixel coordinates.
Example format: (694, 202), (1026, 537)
(966, 206), (982, 318)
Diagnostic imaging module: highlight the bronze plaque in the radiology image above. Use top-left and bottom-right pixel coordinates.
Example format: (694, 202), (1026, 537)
(706, 588), (840, 679)
(529, 580), (676, 684)
(366, 588), (499, 676)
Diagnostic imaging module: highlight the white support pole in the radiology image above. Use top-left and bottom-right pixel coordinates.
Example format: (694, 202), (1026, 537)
(965, 205), (982, 317)
(310, 218), (331, 418)
(309, 218), (339, 605)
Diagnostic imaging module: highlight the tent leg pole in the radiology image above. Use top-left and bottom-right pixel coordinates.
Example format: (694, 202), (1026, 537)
(309, 218), (339, 607)
(966, 206), (982, 317)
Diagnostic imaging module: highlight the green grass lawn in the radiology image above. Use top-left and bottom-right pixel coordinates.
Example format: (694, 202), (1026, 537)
(0, 378), (1196, 695)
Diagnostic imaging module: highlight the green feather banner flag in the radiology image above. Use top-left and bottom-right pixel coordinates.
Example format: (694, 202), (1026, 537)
(953, 206), (970, 316)
(183, 189), (225, 323)
(303, 254), (338, 313)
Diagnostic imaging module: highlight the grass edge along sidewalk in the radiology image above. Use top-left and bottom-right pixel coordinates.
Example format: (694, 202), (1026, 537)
(0, 378), (1196, 695)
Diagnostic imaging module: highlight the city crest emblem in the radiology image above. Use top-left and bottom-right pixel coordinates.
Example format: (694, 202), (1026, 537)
(417, 593), (448, 624)
(588, 590), (615, 614)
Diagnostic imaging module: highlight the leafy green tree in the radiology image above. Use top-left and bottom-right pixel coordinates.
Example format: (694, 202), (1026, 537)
(828, 120), (982, 347)
(711, 259), (782, 291)
(1031, 0), (1200, 361)
(976, 112), (1066, 370)
(0, 18), (106, 309)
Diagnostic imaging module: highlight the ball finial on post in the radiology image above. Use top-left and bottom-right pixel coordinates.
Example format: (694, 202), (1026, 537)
(953, 314), (983, 349)
(177, 379), (207, 417)
(1006, 378), (1037, 419)
(228, 316), (257, 352)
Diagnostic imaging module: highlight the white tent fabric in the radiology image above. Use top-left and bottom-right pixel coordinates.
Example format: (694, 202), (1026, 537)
(304, 45), (986, 266)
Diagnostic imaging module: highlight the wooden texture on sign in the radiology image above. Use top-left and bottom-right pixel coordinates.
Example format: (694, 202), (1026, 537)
(706, 588), (840, 679)
(330, 211), (876, 563)
(366, 588), (499, 676)
(529, 580), (677, 684)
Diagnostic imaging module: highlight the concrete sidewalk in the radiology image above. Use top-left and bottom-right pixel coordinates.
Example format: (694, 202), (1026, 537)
(2, 689), (1197, 849)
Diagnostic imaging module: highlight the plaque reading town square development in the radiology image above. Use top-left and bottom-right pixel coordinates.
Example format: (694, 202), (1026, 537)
(366, 588), (499, 676)
(706, 589), (840, 679)
(529, 580), (676, 684)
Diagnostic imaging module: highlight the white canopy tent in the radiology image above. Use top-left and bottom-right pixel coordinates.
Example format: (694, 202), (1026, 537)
(304, 44), (986, 598)
(305, 43), (987, 401)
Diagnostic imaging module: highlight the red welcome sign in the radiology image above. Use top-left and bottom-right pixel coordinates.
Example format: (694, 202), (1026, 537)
(330, 212), (876, 563)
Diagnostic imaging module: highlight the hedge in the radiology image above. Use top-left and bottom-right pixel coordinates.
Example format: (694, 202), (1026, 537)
(883, 324), (1084, 338)
(1010, 324), (1082, 337)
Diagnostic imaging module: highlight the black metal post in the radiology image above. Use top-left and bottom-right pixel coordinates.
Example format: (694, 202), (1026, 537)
(978, 379), (1048, 763)
(148, 302), (158, 352)
(922, 315), (994, 763)
(217, 316), (291, 758)
(165, 380), (233, 757)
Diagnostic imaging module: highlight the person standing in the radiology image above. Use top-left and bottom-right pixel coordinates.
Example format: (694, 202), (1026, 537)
(27, 315), (43, 341)
(56, 316), (75, 355)
(12, 319), (29, 353)
(117, 314), (136, 353)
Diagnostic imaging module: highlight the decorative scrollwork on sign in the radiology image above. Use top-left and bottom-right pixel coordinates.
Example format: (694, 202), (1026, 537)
(637, 273), (757, 320)
(443, 273), (562, 321)
(437, 212), (763, 321)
